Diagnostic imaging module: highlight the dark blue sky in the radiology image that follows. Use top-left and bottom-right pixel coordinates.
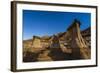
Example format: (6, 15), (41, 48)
(23, 10), (91, 40)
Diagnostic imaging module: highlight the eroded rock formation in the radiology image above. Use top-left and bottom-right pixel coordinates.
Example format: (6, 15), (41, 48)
(23, 19), (91, 62)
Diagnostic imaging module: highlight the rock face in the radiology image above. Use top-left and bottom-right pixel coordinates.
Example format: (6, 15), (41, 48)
(67, 19), (89, 59)
(32, 36), (42, 48)
(50, 35), (60, 49)
(81, 27), (91, 48)
(48, 35), (66, 60)
(23, 19), (91, 62)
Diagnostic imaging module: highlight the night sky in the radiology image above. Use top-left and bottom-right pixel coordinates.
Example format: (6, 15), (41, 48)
(23, 10), (91, 40)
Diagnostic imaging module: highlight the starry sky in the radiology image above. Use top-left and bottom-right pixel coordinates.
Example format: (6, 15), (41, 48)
(23, 10), (91, 40)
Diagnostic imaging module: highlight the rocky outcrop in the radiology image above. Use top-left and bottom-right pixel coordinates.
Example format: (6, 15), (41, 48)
(23, 19), (91, 62)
